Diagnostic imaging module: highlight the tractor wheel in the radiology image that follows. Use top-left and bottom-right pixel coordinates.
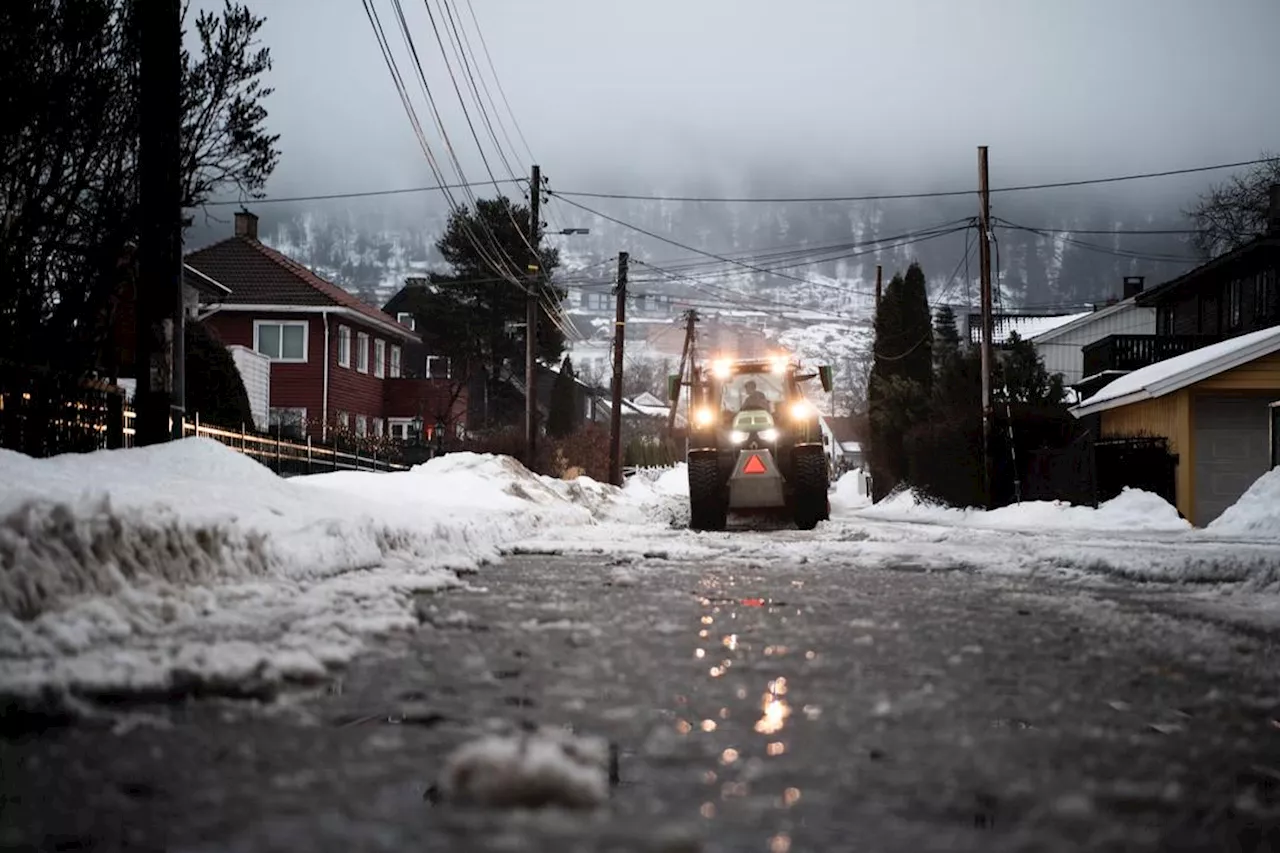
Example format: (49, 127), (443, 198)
(688, 455), (727, 532)
(792, 449), (830, 531)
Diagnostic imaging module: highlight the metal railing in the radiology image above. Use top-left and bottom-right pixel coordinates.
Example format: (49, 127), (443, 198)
(175, 417), (409, 476)
(1081, 334), (1219, 378)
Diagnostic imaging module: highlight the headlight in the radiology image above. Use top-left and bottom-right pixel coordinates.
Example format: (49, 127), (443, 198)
(790, 400), (812, 420)
(712, 359), (733, 379)
(758, 428), (779, 442)
(694, 407), (716, 428)
(770, 356), (789, 374)
(729, 430), (749, 444)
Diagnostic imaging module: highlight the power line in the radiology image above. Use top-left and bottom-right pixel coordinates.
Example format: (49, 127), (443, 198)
(548, 157), (1280, 203)
(995, 218), (1198, 264)
(204, 177), (524, 206)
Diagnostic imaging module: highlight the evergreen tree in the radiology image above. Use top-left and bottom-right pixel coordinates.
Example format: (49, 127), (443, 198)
(548, 356), (578, 438)
(933, 305), (960, 370)
(185, 322), (253, 430)
(900, 262), (933, 392)
(996, 333), (1067, 406)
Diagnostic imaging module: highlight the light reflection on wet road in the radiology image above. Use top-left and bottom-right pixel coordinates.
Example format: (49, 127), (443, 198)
(2, 551), (1279, 852)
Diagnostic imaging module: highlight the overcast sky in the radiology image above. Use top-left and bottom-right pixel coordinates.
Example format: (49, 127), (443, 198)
(199, 0), (1280, 202)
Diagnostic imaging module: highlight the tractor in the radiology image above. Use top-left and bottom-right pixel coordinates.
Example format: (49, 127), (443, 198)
(671, 354), (834, 531)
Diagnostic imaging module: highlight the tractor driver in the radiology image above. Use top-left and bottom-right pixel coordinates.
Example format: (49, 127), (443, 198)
(740, 380), (770, 413)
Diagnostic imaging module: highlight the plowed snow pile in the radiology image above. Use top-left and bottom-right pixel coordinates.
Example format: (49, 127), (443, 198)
(1207, 467), (1280, 539)
(0, 439), (610, 702)
(854, 486), (1191, 533)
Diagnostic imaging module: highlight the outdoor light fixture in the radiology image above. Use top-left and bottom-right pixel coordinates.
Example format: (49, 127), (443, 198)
(694, 407), (716, 428)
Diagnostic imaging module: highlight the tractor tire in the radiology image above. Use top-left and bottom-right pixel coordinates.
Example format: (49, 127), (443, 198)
(792, 449), (830, 531)
(688, 455), (727, 532)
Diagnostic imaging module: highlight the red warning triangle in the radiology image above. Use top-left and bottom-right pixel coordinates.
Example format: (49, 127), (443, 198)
(742, 453), (767, 475)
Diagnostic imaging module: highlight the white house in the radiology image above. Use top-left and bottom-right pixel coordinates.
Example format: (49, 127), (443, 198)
(1028, 278), (1157, 386)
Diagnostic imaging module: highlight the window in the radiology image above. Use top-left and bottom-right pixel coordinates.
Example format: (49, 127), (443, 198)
(397, 312), (416, 331)
(337, 325), (351, 368)
(373, 339), (386, 378)
(1227, 279), (1243, 329)
(388, 419), (413, 441)
(356, 332), (370, 373)
(255, 321), (307, 362)
(268, 407), (307, 440)
(426, 354), (452, 379)
(355, 415), (367, 437)
(390, 345), (402, 378)
(373, 418), (384, 437)
(1158, 306), (1175, 336)
(335, 411), (349, 431)
(1257, 269), (1279, 321)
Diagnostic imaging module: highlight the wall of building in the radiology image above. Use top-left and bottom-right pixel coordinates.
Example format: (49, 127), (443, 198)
(1037, 305), (1156, 383)
(228, 345), (271, 431)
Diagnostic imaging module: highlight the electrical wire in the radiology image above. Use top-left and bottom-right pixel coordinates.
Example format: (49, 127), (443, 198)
(550, 157), (1280, 203)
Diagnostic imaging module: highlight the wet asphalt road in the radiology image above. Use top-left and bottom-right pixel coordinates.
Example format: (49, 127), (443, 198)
(3, 542), (1280, 852)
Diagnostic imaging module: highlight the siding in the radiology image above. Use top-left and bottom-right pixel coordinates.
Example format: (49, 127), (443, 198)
(1195, 351), (1280, 392)
(328, 320), (394, 426)
(1036, 304), (1156, 383)
(1100, 389), (1194, 521)
(228, 345), (271, 431)
(205, 312), (327, 437)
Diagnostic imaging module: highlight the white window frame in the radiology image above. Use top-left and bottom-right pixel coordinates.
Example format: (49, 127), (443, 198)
(356, 332), (370, 374)
(372, 417), (384, 437)
(397, 312), (416, 331)
(253, 320), (309, 363)
(355, 414), (367, 437)
(337, 325), (351, 368)
(388, 417), (414, 441)
(390, 345), (402, 379)
(373, 339), (386, 378)
(425, 354), (452, 380)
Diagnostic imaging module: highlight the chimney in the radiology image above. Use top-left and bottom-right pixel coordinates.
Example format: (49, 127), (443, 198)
(1123, 275), (1145, 300)
(235, 209), (259, 240)
(1269, 184), (1280, 236)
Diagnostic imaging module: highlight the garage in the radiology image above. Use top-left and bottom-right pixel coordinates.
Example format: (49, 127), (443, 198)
(1193, 393), (1273, 525)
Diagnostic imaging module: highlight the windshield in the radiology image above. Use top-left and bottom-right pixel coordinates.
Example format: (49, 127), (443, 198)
(719, 372), (785, 413)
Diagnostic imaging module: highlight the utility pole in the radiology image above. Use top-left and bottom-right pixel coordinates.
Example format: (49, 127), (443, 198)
(874, 264), (883, 309)
(608, 252), (628, 487)
(134, 0), (184, 445)
(667, 309), (697, 437)
(525, 164), (541, 469)
(977, 145), (994, 505)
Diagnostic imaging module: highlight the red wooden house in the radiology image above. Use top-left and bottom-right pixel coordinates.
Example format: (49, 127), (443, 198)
(185, 211), (465, 441)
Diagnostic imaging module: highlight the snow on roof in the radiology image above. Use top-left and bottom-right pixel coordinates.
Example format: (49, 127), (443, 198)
(974, 313), (1091, 345)
(631, 392), (666, 408)
(1028, 299), (1139, 343)
(1073, 325), (1280, 416)
(840, 441), (863, 453)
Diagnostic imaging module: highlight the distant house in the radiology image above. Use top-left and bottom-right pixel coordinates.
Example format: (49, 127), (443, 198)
(819, 415), (864, 472)
(1029, 277), (1157, 389)
(1071, 325), (1280, 525)
(1076, 185), (1280, 396)
(186, 211), (464, 441)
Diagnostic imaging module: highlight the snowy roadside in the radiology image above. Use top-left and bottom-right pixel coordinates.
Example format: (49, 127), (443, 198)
(0, 439), (615, 704)
(516, 465), (1280, 609)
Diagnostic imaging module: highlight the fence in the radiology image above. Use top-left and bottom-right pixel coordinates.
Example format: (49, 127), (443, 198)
(177, 418), (409, 476)
(0, 365), (126, 457)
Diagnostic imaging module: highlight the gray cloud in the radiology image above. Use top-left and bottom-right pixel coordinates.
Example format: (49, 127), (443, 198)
(197, 0), (1280, 202)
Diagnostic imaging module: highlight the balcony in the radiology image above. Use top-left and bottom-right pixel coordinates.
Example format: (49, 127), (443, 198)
(1081, 334), (1220, 378)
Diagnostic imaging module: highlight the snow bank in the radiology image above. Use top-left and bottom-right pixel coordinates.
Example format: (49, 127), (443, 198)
(856, 487), (1190, 533)
(611, 464), (688, 527)
(0, 440), (607, 702)
(438, 727), (611, 809)
(830, 468), (871, 514)
(1207, 468), (1280, 539)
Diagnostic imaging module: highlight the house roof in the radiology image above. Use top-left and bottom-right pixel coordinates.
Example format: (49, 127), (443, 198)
(1027, 298), (1144, 343)
(186, 236), (419, 342)
(1135, 235), (1280, 307)
(1072, 324), (1280, 416)
(182, 263), (232, 298)
(969, 312), (1091, 345)
(820, 415), (862, 444)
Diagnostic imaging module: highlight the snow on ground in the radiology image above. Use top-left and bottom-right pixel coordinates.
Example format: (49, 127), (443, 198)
(848, 486), (1190, 533)
(1206, 467), (1280, 539)
(0, 440), (611, 703)
(830, 468), (871, 513)
(438, 726), (611, 809)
